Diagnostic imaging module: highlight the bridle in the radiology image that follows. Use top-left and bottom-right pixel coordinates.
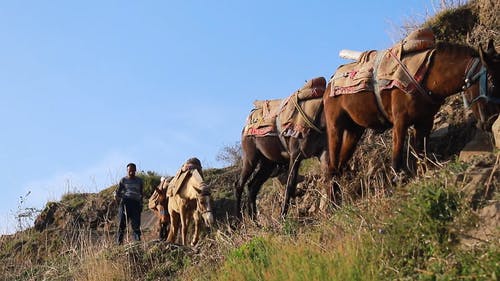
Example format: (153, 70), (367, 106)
(461, 57), (500, 126)
(157, 192), (169, 218)
(462, 57), (500, 107)
(195, 184), (213, 215)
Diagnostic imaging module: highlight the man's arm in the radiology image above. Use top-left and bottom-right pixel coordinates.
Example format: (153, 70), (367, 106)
(114, 178), (124, 201)
(140, 178), (144, 198)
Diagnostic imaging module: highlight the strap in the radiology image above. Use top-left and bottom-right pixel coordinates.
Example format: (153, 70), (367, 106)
(275, 114), (290, 152)
(387, 49), (443, 105)
(372, 51), (392, 124)
(462, 58), (500, 107)
(291, 94), (323, 133)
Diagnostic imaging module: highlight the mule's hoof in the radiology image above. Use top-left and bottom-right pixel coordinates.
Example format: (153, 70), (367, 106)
(391, 171), (409, 185)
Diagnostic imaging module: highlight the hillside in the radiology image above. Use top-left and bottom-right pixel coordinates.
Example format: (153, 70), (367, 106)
(1, 1), (499, 280)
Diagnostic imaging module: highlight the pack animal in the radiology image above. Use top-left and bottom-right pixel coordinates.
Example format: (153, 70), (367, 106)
(235, 77), (329, 219)
(323, 30), (500, 182)
(150, 178), (170, 240)
(167, 166), (214, 246)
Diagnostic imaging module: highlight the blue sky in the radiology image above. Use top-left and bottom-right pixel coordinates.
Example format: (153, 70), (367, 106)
(0, 0), (435, 234)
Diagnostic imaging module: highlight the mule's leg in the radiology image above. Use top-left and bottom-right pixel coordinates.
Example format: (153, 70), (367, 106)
(338, 126), (365, 169)
(326, 126), (363, 204)
(280, 150), (303, 218)
(180, 208), (189, 246)
(167, 212), (180, 243)
(159, 222), (168, 240)
(392, 120), (409, 173)
(409, 117), (435, 174)
(324, 113), (346, 204)
(326, 124), (343, 175)
(191, 211), (201, 246)
(246, 160), (275, 220)
(413, 118), (434, 155)
(235, 137), (259, 220)
(323, 94), (343, 177)
(155, 206), (169, 240)
(324, 108), (348, 176)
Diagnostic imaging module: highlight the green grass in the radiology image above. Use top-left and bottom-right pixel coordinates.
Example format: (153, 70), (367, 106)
(213, 228), (382, 281)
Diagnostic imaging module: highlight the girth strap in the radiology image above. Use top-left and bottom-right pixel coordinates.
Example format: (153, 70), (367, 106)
(291, 94), (322, 133)
(372, 51), (392, 125)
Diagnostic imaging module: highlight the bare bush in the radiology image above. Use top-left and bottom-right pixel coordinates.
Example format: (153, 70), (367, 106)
(216, 142), (242, 168)
(14, 191), (40, 231)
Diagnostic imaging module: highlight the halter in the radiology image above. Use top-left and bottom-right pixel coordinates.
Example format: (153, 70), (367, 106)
(155, 188), (169, 217)
(461, 57), (500, 108)
(194, 183), (213, 215)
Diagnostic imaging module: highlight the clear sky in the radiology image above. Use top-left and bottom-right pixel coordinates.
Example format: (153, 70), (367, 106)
(0, 0), (437, 234)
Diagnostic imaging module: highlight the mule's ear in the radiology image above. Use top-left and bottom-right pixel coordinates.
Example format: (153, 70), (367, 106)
(155, 186), (162, 194)
(479, 41), (490, 66)
(486, 39), (496, 56)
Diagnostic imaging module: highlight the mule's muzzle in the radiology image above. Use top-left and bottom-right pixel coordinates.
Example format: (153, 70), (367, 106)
(202, 211), (214, 227)
(477, 113), (499, 131)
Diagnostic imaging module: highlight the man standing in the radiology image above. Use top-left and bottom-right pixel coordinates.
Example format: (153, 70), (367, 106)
(115, 162), (143, 244)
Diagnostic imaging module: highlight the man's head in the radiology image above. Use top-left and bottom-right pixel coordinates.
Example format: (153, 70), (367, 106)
(127, 163), (137, 178)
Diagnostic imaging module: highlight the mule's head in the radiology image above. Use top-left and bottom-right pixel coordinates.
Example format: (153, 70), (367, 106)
(155, 185), (169, 226)
(464, 39), (500, 131)
(196, 183), (214, 227)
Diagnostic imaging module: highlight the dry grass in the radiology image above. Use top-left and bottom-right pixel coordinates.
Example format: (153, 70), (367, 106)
(2, 1), (498, 280)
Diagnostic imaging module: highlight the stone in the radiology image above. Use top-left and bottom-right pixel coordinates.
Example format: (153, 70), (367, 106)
(459, 129), (494, 162)
(492, 115), (500, 149)
(430, 122), (449, 139)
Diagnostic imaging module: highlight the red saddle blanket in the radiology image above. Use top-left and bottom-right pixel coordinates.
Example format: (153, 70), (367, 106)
(243, 77), (326, 138)
(330, 28), (436, 97)
(243, 99), (283, 136)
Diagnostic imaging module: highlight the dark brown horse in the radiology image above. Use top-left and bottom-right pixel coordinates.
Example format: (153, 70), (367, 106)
(235, 78), (329, 219)
(323, 39), (500, 180)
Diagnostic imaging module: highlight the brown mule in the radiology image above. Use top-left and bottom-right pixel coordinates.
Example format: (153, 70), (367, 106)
(235, 78), (329, 220)
(323, 39), (500, 182)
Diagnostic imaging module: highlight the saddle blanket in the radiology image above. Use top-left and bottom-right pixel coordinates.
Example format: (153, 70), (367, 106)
(167, 169), (192, 197)
(243, 99), (283, 136)
(330, 28), (436, 97)
(148, 177), (172, 209)
(243, 77), (326, 138)
(279, 77), (326, 138)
